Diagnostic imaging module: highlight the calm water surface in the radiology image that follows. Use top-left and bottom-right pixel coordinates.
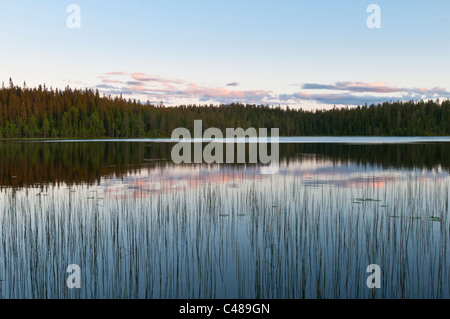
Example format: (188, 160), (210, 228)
(0, 138), (449, 298)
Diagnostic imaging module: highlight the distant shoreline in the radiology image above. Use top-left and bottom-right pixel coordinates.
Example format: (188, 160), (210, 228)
(3, 136), (450, 144)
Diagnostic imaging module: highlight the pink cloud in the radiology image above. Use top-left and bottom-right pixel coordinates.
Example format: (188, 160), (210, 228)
(302, 81), (450, 97)
(302, 81), (401, 93)
(95, 73), (450, 107)
(128, 85), (148, 92)
(101, 78), (121, 83)
(105, 72), (127, 76)
(337, 81), (400, 93)
(131, 72), (185, 85)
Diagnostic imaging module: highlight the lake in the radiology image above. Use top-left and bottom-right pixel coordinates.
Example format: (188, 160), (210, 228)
(0, 137), (449, 298)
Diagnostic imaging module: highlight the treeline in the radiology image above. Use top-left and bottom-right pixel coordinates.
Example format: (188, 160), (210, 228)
(1, 79), (449, 138)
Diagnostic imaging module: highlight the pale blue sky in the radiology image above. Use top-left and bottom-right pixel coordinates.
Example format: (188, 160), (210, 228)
(1, 0), (450, 108)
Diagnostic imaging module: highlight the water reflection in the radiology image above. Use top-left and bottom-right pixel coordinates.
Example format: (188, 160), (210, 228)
(0, 140), (449, 298)
(1, 141), (449, 190)
(98, 159), (449, 200)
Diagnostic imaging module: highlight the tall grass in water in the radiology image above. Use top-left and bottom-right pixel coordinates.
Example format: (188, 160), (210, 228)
(0, 173), (449, 298)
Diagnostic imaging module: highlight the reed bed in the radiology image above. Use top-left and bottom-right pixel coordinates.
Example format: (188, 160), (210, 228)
(0, 172), (449, 299)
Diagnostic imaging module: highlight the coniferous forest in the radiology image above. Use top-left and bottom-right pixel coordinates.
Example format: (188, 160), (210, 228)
(1, 79), (449, 138)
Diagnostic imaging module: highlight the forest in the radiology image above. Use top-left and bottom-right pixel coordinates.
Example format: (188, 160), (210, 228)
(0, 79), (449, 138)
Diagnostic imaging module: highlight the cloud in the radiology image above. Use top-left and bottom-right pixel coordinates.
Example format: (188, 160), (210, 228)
(280, 92), (405, 106)
(96, 84), (117, 89)
(302, 81), (400, 93)
(301, 81), (450, 98)
(96, 72), (275, 105)
(101, 78), (121, 83)
(408, 86), (450, 97)
(338, 82), (400, 93)
(131, 73), (160, 82)
(95, 73), (450, 108)
(126, 81), (143, 86)
(131, 72), (185, 85)
(105, 72), (126, 76)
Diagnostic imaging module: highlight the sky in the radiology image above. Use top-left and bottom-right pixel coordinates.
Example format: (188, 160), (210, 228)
(1, 0), (450, 109)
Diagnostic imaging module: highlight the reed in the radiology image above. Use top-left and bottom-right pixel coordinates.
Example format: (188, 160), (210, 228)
(0, 171), (448, 299)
